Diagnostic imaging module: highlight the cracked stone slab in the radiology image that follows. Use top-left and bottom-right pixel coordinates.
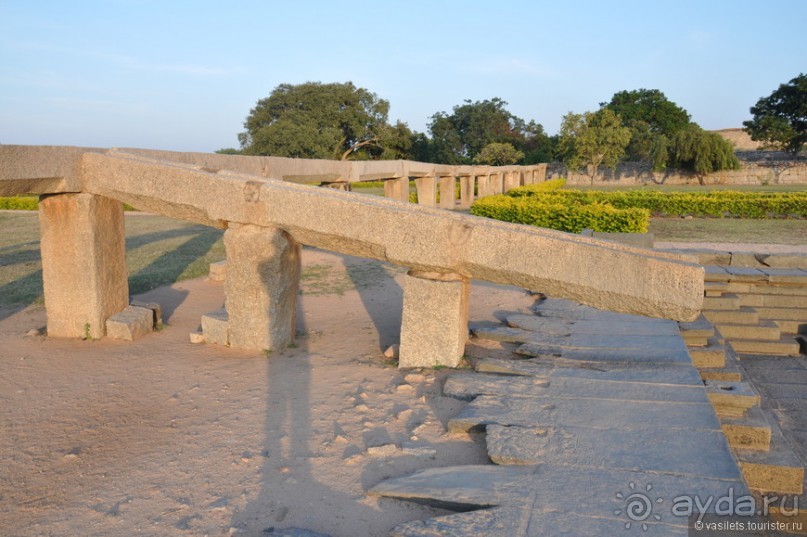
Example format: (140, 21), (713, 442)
(474, 357), (703, 385)
(372, 464), (749, 536)
(515, 342), (692, 364)
(485, 424), (740, 479)
(448, 395), (720, 434)
(469, 323), (560, 343)
(443, 372), (709, 403)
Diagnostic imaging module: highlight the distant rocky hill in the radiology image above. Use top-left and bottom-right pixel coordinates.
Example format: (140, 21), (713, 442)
(712, 128), (764, 151)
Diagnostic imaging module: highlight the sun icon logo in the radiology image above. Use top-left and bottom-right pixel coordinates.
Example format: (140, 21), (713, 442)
(614, 482), (664, 531)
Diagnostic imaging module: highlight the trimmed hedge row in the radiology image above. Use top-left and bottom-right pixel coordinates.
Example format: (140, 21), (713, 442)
(470, 195), (649, 233)
(0, 196), (38, 210)
(508, 189), (807, 219)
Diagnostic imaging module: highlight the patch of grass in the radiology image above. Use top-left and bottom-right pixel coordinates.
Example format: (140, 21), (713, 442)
(574, 183), (807, 193)
(650, 217), (807, 244)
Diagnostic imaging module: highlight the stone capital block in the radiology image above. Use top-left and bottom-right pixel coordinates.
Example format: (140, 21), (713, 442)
(224, 224), (301, 351)
(38, 193), (128, 338)
(399, 271), (470, 368)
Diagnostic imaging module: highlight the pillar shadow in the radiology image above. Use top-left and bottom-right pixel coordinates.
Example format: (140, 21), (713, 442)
(344, 258), (403, 352)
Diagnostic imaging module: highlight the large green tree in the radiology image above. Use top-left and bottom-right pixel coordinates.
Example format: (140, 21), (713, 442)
(557, 108), (631, 184)
(743, 73), (807, 155)
(667, 125), (740, 182)
(602, 89), (691, 162)
(239, 81), (412, 160)
(428, 98), (552, 165)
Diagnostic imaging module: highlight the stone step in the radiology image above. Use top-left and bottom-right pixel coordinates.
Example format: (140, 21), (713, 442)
(702, 293), (741, 310)
(703, 307), (759, 325)
(775, 319), (807, 334)
(703, 281), (729, 297)
(716, 321), (781, 341)
(688, 338), (726, 369)
(720, 407), (772, 451)
(704, 380), (760, 418)
(740, 293), (807, 308)
(730, 337), (801, 356)
(699, 367), (743, 382)
(736, 419), (805, 495)
(747, 283), (807, 296)
(678, 315), (715, 339)
(755, 306), (807, 321)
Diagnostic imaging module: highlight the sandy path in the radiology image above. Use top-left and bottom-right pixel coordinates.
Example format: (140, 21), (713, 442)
(0, 249), (536, 537)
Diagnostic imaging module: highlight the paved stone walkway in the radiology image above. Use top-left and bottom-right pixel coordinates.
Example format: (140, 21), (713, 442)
(371, 299), (752, 536)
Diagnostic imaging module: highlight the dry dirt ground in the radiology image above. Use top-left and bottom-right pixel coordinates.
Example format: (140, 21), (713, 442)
(0, 248), (537, 537)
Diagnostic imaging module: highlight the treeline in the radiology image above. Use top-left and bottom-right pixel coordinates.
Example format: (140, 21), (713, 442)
(222, 74), (806, 179)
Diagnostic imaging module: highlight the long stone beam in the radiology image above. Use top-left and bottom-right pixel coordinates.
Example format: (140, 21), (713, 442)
(78, 151), (703, 321)
(0, 145), (541, 193)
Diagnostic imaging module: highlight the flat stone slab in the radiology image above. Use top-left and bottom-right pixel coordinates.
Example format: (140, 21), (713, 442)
(372, 464), (749, 536)
(507, 313), (680, 336)
(515, 342), (692, 364)
(485, 424), (740, 479)
(105, 305), (154, 341)
(475, 357), (704, 385)
(443, 372), (709, 403)
(448, 395), (721, 434)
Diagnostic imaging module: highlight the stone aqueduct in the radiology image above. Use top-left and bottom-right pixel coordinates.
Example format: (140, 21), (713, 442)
(0, 145), (704, 367)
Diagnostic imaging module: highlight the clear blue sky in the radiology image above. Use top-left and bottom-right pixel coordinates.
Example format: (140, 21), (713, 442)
(2, 0), (805, 152)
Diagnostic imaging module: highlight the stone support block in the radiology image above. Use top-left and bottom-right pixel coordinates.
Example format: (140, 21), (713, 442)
(399, 271), (470, 368)
(383, 177), (410, 202)
(106, 305), (154, 341)
(208, 260), (227, 282)
(201, 308), (229, 346)
(438, 176), (456, 209)
(476, 175), (491, 198)
(459, 176), (475, 208)
(414, 177), (435, 207)
(224, 224), (301, 351)
(38, 193), (128, 339)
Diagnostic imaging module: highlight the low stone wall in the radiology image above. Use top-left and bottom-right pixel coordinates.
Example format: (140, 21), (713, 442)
(547, 156), (807, 186)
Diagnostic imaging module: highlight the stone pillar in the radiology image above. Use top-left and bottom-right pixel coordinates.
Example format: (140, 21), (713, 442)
(224, 223), (301, 351)
(459, 176), (475, 208)
(399, 271), (470, 368)
(503, 170), (522, 192)
(438, 175), (456, 209)
(477, 174), (491, 198)
(383, 177), (410, 202)
(38, 193), (128, 339)
(414, 176), (436, 207)
(490, 173), (503, 195)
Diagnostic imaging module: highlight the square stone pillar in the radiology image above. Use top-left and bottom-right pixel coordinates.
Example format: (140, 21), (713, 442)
(38, 193), (128, 339)
(504, 170), (522, 192)
(438, 176), (456, 209)
(459, 176), (475, 208)
(477, 174), (491, 198)
(383, 177), (410, 202)
(414, 176), (436, 207)
(399, 271), (470, 368)
(490, 173), (503, 195)
(224, 223), (301, 351)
